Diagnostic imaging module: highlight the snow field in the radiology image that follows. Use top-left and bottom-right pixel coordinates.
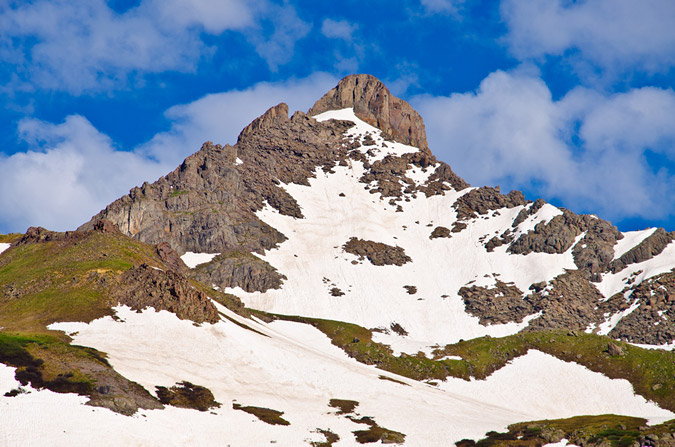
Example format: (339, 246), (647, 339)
(0, 304), (664, 446)
(228, 109), (582, 349)
(0, 242), (10, 255)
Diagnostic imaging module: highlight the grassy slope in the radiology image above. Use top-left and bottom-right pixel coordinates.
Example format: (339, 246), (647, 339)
(266, 313), (675, 413)
(0, 230), (249, 335)
(0, 231), (156, 335)
(458, 414), (675, 446)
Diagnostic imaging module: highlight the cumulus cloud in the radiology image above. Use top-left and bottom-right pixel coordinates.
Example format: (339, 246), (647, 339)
(139, 72), (338, 165)
(0, 116), (169, 233)
(0, 0), (307, 93)
(412, 69), (675, 222)
(501, 0), (675, 75)
(0, 73), (339, 233)
(321, 19), (357, 41)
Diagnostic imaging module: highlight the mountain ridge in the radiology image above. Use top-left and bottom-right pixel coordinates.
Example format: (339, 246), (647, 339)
(2, 74), (675, 446)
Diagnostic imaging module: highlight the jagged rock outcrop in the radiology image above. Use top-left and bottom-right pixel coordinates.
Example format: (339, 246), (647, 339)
(459, 281), (530, 325)
(453, 187), (527, 222)
(607, 270), (675, 345)
(429, 226), (451, 239)
(508, 210), (624, 280)
(524, 271), (606, 331)
(80, 110), (354, 291)
(192, 250), (286, 293)
(309, 74), (429, 152)
(114, 263), (219, 324)
(459, 271), (611, 333)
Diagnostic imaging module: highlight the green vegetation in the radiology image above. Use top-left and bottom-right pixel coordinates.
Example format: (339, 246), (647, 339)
(169, 190), (189, 197)
(0, 233), (22, 244)
(232, 403), (290, 425)
(0, 332), (105, 396)
(0, 231), (161, 334)
(351, 418), (406, 445)
(268, 314), (675, 412)
(436, 331), (675, 412)
(457, 415), (675, 447)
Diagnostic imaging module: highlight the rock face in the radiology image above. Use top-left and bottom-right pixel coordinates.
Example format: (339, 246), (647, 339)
(309, 74), (429, 152)
(607, 270), (675, 345)
(78, 73), (675, 346)
(80, 110), (353, 291)
(609, 228), (674, 273)
(114, 263), (219, 324)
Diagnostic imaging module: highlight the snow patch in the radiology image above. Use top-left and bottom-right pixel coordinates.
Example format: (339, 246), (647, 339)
(514, 203), (562, 235)
(0, 243), (10, 255)
(596, 300), (641, 335)
(613, 228), (658, 260)
(313, 108), (420, 162)
(180, 252), (220, 269)
(597, 241), (675, 299)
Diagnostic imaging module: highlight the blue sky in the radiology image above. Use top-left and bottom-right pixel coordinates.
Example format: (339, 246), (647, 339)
(0, 0), (674, 234)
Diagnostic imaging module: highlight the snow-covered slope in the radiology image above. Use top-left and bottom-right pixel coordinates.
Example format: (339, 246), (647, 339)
(222, 109), (675, 352)
(0, 243), (10, 255)
(1, 304), (669, 446)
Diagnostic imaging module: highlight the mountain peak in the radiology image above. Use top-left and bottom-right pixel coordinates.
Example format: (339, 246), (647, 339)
(238, 102), (289, 143)
(308, 74), (429, 152)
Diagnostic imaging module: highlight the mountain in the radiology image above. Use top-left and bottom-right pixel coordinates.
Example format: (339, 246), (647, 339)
(2, 74), (675, 446)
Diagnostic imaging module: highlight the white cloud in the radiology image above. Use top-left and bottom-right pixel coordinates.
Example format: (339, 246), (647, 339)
(0, 0), (307, 93)
(0, 116), (169, 233)
(412, 69), (675, 222)
(246, 3), (311, 71)
(321, 19), (357, 41)
(501, 0), (675, 74)
(0, 73), (339, 233)
(140, 72), (338, 165)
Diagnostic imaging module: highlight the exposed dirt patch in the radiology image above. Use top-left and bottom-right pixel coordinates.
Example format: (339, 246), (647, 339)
(155, 381), (220, 411)
(232, 403), (290, 425)
(429, 226), (451, 239)
(403, 285), (417, 295)
(330, 287), (345, 297)
(378, 375), (410, 386)
(329, 398), (359, 415)
(349, 416), (406, 444)
(326, 397), (406, 445)
(343, 237), (411, 266)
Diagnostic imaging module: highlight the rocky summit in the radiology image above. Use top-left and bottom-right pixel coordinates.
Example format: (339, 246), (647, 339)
(2, 74), (675, 446)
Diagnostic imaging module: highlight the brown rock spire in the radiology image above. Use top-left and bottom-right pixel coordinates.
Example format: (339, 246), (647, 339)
(308, 74), (429, 152)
